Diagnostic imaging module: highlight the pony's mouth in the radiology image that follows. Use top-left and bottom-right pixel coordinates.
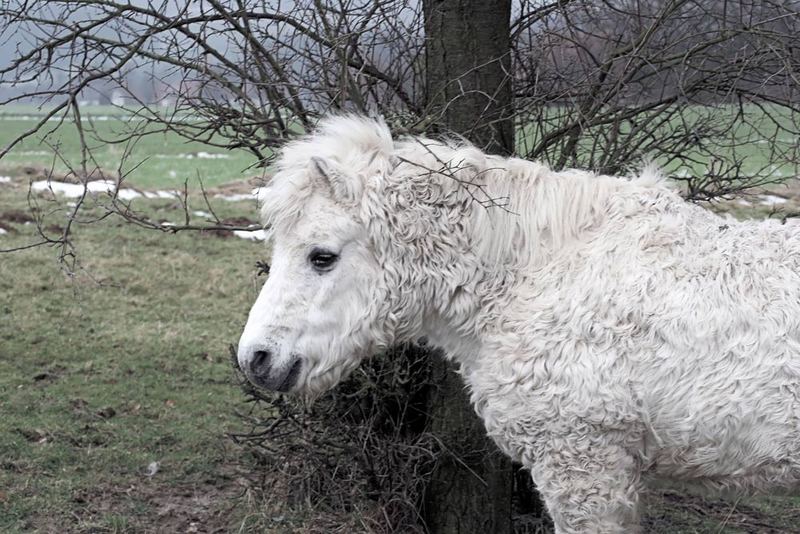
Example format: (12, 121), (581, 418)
(276, 358), (303, 392)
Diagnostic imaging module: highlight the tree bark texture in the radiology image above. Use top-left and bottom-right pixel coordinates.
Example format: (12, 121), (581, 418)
(422, 358), (513, 534)
(424, 0), (514, 156)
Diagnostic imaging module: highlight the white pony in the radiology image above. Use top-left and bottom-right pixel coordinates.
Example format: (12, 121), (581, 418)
(237, 116), (800, 533)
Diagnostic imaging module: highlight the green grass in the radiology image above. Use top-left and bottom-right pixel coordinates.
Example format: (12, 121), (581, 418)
(0, 183), (267, 532)
(516, 103), (799, 180)
(0, 105), (263, 189)
(3, 103), (796, 193)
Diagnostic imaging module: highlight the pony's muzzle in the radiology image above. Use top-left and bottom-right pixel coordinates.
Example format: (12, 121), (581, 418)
(239, 345), (302, 393)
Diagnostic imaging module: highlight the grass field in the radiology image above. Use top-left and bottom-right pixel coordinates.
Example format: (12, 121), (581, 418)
(1, 106), (799, 532)
(0, 105), (262, 189)
(0, 182), (270, 532)
(517, 103), (798, 181)
(2, 103), (796, 190)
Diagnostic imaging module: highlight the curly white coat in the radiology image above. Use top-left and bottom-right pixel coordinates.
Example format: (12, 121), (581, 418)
(239, 116), (800, 533)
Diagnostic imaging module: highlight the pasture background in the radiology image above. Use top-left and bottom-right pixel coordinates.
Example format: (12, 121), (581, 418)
(516, 103), (798, 181)
(3, 103), (797, 187)
(1, 105), (799, 532)
(0, 105), (262, 189)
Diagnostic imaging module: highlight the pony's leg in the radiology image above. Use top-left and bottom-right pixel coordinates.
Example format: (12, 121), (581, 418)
(531, 436), (642, 534)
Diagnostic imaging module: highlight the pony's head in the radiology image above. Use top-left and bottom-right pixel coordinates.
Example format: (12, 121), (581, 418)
(236, 116), (626, 396)
(237, 117), (398, 396)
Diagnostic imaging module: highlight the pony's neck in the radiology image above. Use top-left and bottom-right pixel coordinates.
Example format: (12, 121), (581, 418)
(385, 141), (624, 368)
(422, 160), (621, 370)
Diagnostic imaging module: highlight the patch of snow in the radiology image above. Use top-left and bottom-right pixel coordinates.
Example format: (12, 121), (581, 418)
(673, 169), (692, 178)
(216, 187), (265, 203)
(0, 228), (7, 235)
(160, 221), (176, 228)
(233, 229), (267, 241)
(156, 152), (230, 160)
(759, 194), (788, 206)
(32, 180), (114, 197)
(0, 176), (12, 183)
(168, 170), (177, 178)
(196, 151), (229, 159)
(736, 199), (752, 206)
(215, 193), (253, 202)
(31, 180), (80, 197)
(31, 180), (143, 200)
(143, 190), (179, 199)
(192, 210), (212, 218)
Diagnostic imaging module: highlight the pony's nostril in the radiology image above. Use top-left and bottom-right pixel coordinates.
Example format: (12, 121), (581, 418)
(250, 349), (271, 376)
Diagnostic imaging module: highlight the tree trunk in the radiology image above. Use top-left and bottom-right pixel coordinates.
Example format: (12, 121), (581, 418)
(424, 0), (514, 156)
(421, 1), (514, 533)
(422, 358), (513, 534)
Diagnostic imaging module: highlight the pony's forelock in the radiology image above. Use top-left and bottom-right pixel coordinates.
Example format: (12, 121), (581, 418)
(259, 115), (396, 236)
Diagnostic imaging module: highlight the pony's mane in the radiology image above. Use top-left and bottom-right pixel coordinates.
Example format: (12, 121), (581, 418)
(261, 116), (659, 267)
(467, 162), (621, 267)
(390, 135), (642, 268)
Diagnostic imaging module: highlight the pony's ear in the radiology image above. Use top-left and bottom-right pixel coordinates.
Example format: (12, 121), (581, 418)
(310, 156), (363, 204)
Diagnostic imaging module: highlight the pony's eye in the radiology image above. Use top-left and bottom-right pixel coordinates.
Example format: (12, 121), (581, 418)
(309, 249), (339, 271)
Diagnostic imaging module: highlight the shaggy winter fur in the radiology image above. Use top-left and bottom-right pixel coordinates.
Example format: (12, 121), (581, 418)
(238, 116), (800, 533)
